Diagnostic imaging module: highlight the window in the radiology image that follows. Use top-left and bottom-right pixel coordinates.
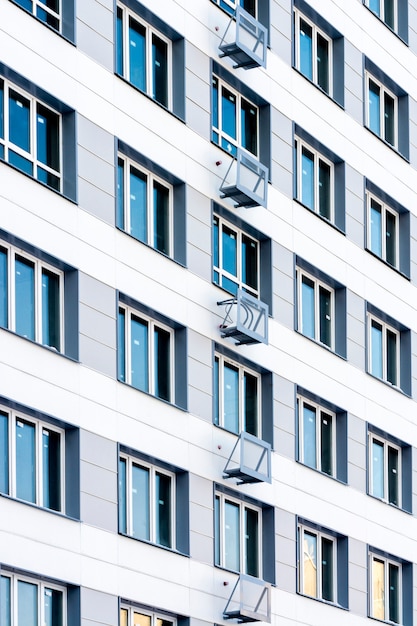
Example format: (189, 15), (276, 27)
(10, 0), (75, 39)
(368, 315), (399, 386)
(294, 10), (332, 95)
(364, 0), (409, 38)
(369, 434), (400, 506)
(297, 520), (348, 607)
(1, 572), (66, 626)
(294, 137), (333, 221)
(297, 269), (333, 349)
(370, 553), (402, 623)
(297, 396), (334, 476)
(366, 73), (397, 147)
(119, 454), (175, 549)
(212, 0), (257, 17)
(117, 154), (173, 256)
(367, 191), (399, 268)
(120, 605), (177, 626)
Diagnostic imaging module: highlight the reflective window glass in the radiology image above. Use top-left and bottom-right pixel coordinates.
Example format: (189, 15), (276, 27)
(15, 256), (35, 341)
(132, 463), (150, 540)
(152, 34), (168, 107)
(129, 18), (146, 91)
(16, 419), (36, 503)
(0, 411), (8, 494)
(301, 275), (315, 339)
(42, 269), (60, 351)
(130, 315), (149, 392)
(155, 471), (171, 547)
(224, 499), (240, 571)
(17, 580), (37, 626)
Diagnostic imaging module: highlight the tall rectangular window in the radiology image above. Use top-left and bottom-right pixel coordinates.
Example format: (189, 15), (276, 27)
(0, 244), (63, 351)
(1, 572), (66, 626)
(370, 554), (401, 623)
(368, 314), (399, 386)
(0, 407), (64, 512)
(296, 268), (334, 349)
(369, 434), (401, 507)
(117, 155), (173, 257)
(366, 72), (398, 148)
(297, 396), (335, 477)
(116, 4), (171, 109)
(294, 10), (332, 95)
(366, 192), (399, 269)
(298, 524), (338, 603)
(11, 0), (66, 34)
(294, 138), (333, 221)
(365, 0), (397, 31)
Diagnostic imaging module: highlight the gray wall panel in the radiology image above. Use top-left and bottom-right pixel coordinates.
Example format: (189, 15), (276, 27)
(189, 474), (213, 564)
(409, 96), (417, 169)
(188, 331), (213, 422)
(274, 374), (295, 459)
(186, 43), (210, 139)
(344, 41), (363, 124)
(345, 165), (364, 246)
(77, 0), (114, 70)
(187, 189), (212, 281)
(81, 588), (118, 626)
(347, 290), (365, 370)
(348, 414), (366, 492)
(410, 213), (417, 284)
(270, 108), (293, 197)
(348, 538), (367, 616)
(409, 1), (417, 54)
(275, 508), (296, 594)
(272, 241), (294, 328)
(270, 0), (292, 65)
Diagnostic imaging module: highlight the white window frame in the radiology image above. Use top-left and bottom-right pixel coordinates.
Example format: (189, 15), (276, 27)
(212, 0), (257, 18)
(215, 491), (262, 577)
(119, 453), (176, 548)
(367, 313), (400, 386)
(298, 524), (337, 602)
(0, 242), (64, 351)
(295, 137), (334, 222)
(117, 153), (174, 257)
(0, 79), (62, 191)
(213, 214), (260, 298)
(120, 605), (177, 626)
(297, 395), (336, 477)
(212, 75), (259, 157)
(296, 268), (335, 350)
(119, 303), (175, 402)
(294, 9), (333, 95)
(369, 553), (402, 624)
(369, 433), (401, 507)
(214, 352), (261, 437)
(116, 3), (172, 109)
(366, 191), (399, 268)
(13, 0), (61, 31)
(365, 0), (398, 32)
(365, 72), (398, 148)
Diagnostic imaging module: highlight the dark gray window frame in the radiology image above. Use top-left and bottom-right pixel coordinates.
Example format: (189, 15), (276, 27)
(214, 482), (275, 584)
(295, 255), (347, 358)
(296, 386), (347, 483)
(363, 0), (408, 43)
(9, 0), (76, 42)
(118, 443), (189, 556)
(115, 0), (185, 121)
(117, 139), (186, 266)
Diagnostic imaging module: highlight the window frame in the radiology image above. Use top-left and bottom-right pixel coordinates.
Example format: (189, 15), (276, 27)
(296, 267), (335, 350)
(120, 604), (177, 626)
(294, 136), (335, 222)
(368, 432), (401, 507)
(364, 0), (398, 32)
(297, 395), (336, 477)
(366, 190), (399, 269)
(294, 9), (333, 95)
(367, 313), (400, 387)
(212, 0), (257, 18)
(365, 71), (398, 148)
(369, 552), (402, 624)
(12, 0), (61, 31)
(297, 523), (337, 603)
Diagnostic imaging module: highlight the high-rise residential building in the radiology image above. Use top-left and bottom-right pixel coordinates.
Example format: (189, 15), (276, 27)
(1, 0), (417, 625)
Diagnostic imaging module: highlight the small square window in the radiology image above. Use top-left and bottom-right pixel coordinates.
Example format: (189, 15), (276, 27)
(368, 550), (413, 624)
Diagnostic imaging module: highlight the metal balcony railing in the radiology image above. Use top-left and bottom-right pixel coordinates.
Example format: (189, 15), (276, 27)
(223, 574), (271, 623)
(219, 149), (268, 209)
(219, 6), (267, 69)
(223, 431), (271, 484)
(218, 289), (268, 345)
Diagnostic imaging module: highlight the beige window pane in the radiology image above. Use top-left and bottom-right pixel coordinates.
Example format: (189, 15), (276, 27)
(120, 609), (129, 626)
(134, 613), (152, 626)
(157, 619), (174, 626)
(303, 532), (317, 597)
(372, 558), (385, 620)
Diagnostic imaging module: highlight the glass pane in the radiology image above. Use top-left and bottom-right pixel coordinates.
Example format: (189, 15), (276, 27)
(302, 403), (317, 469)
(155, 471), (171, 547)
(116, 7), (124, 76)
(222, 225), (237, 277)
(154, 326), (170, 401)
(242, 235), (258, 293)
(224, 500), (240, 571)
(153, 180), (170, 255)
(303, 531), (317, 597)
(241, 98), (257, 156)
(321, 537), (334, 602)
(214, 356), (220, 426)
(389, 563), (400, 623)
(15, 256), (35, 340)
(319, 286), (331, 347)
(386, 328), (397, 385)
(16, 419), (36, 502)
(130, 166), (147, 243)
(157, 620), (174, 626)
(117, 158), (125, 230)
(42, 428), (61, 511)
(301, 275), (315, 339)
(368, 79), (381, 136)
(1, 576), (11, 626)
(388, 445), (399, 506)
(9, 150), (32, 176)
(120, 608), (128, 626)
(37, 104), (59, 172)
(386, 210), (397, 267)
(369, 0), (381, 16)
(0, 411), (8, 494)
(318, 159), (331, 219)
(224, 363), (239, 433)
(44, 588), (63, 626)
(320, 412), (333, 476)
(9, 90), (30, 153)
(213, 216), (219, 276)
(371, 320), (383, 379)
(384, 0), (395, 29)
(384, 92), (395, 146)
(130, 315), (148, 392)
(39, 0), (59, 12)
(221, 86), (237, 145)
(132, 463), (150, 540)
(301, 147), (314, 210)
(372, 439), (384, 499)
(152, 34), (168, 107)
(129, 18), (146, 91)
(212, 77), (219, 133)
(0, 247), (7, 328)
(317, 33), (329, 93)
(42, 269), (60, 351)
(18, 580), (37, 626)
(0, 80), (4, 140)
(118, 308), (126, 382)
(214, 495), (220, 566)
(37, 6), (59, 30)
(37, 166), (60, 191)
(299, 18), (313, 80)
(242, 0), (256, 17)
(243, 371), (258, 437)
(118, 457), (127, 533)
(372, 558), (385, 619)
(134, 613), (151, 626)
(245, 507), (259, 577)
(370, 198), (382, 257)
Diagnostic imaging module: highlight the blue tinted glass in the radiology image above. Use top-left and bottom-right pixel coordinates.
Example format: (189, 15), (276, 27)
(213, 217), (219, 273)
(245, 507), (259, 577)
(16, 419), (36, 502)
(386, 329), (397, 385)
(9, 150), (32, 176)
(118, 457), (127, 533)
(37, 104), (59, 171)
(221, 276), (238, 295)
(118, 308), (126, 382)
(369, 0), (381, 16)
(155, 472), (171, 547)
(0, 248), (8, 328)
(9, 90), (30, 152)
(221, 87), (237, 140)
(42, 428), (61, 511)
(15, 0), (33, 10)
(372, 440), (384, 498)
(368, 80), (381, 136)
(0, 412), (8, 494)
(301, 276), (315, 339)
(1, 576), (11, 626)
(303, 403), (317, 468)
(129, 18), (146, 91)
(154, 326), (170, 401)
(301, 148), (314, 209)
(224, 500), (240, 571)
(15, 256), (35, 340)
(214, 357), (219, 426)
(36, 6), (59, 30)
(116, 8), (124, 75)
(302, 532), (317, 596)
(212, 77), (219, 130)
(370, 199), (382, 257)
(299, 19), (313, 80)
(0, 80), (3, 140)
(152, 34), (168, 107)
(153, 181), (170, 254)
(42, 269), (60, 350)
(18, 581), (37, 626)
(371, 320), (383, 378)
(222, 225), (237, 276)
(241, 99), (257, 156)
(44, 588), (63, 626)
(132, 463), (149, 539)
(224, 363), (239, 433)
(130, 167), (147, 242)
(389, 564), (400, 623)
(117, 159), (125, 229)
(37, 167), (59, 191)
(214, 496), (220, 566)
(131, 315), (148, 391)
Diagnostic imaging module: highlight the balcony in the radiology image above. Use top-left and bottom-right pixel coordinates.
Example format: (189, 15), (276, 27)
(223, 432), (271, 484)
(219, 149), (268, 209)
(217, 289), (268, 345)
(219, 6), (267, 69)
(223, 575), (271, 623)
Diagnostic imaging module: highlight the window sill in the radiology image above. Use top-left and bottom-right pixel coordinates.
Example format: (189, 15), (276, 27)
(364, 126), (409, 162)
(366, 371), (410, 397)
(295, 329), (347, 361)
(118, 531), (189, 557)
(115, 73), (185, 124)
(367, 492), (412, 515)
(296, 459), (347, 485)
(0, 326), (79, 363)
(0, 492), (79, 521)
(293, 198), (345, 235)
(116, 226), (186, 269)
(296, 591), (348, 610)
(117, 378), (188, 412)
(365, 248), (410, 281)
(292, 67), (344, 110)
